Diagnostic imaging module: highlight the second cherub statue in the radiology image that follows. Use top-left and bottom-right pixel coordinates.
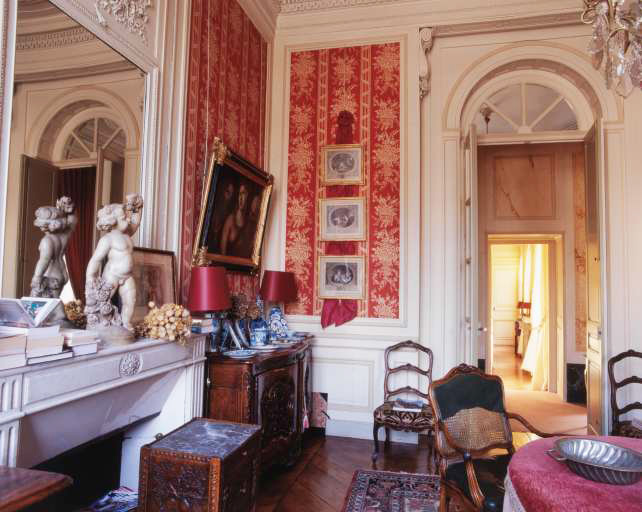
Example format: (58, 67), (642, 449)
(84, 193), (143, 344)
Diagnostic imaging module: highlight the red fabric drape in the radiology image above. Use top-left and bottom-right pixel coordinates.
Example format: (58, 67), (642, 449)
(321, 111), (359, 328)
(58, 167), (96, 300)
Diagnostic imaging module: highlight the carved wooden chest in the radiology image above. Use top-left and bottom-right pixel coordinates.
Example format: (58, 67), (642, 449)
(138, 418), (261, 512)
(205, 340), (311, 470)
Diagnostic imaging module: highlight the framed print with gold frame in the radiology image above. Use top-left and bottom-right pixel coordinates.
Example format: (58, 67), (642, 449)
(321, 144), (364, 185)
(319, 197), (366, 241)
(192, 137), (273, 274)
(318, 255), (365, 300)
(132, 247), (176, 324)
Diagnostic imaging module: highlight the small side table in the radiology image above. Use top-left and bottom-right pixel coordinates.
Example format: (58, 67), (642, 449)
(0, 466), (72, 512)
(138, 418), (261, 512)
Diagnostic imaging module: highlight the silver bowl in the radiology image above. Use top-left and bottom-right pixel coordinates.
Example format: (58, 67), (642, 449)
(547, 437), (642, 485)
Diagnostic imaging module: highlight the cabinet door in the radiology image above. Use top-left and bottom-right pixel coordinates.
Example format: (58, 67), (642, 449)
(257, 364), (298, 462)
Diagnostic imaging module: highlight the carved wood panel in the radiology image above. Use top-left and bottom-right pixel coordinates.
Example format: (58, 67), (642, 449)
(258, 366), (297, 444)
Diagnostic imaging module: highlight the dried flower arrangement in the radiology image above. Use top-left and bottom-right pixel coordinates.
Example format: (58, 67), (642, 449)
(135, 302), (192, 344)
(64, 300), (87, 328)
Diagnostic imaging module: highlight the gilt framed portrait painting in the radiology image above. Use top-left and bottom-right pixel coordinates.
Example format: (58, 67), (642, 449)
(193, 138), (273, 273)
(321, 144), (364, 185)
(318, 255), (365, 300)
(319, 197), (366, 241)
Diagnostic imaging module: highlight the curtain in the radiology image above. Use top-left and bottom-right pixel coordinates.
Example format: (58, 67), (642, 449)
(521, 244), (549, 391)
(58, 167), (96, 300)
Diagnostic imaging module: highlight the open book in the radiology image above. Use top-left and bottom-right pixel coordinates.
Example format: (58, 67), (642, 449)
(0, 297), (62, 328)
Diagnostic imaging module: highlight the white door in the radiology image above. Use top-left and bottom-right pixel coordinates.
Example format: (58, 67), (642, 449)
(463, 126), (481, 366)
(584, 121), (604, 435)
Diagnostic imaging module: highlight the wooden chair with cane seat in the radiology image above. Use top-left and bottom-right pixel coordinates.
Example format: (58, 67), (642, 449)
(372, 340), (436, 468)
(429, 364), (554, 512)
(608, 349), (642, 438)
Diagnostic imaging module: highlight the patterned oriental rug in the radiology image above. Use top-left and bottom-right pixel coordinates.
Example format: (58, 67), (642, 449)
(341, 469), (440, 512)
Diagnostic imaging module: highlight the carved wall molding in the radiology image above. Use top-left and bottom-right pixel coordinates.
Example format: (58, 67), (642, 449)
(95, 0), (152, 43)
(276, 0), (399, 13)
(433, 12), (581, 38)
(16, 26), (96, 51)
(419, 27), (433, 101)
(119, 352), (143, 376)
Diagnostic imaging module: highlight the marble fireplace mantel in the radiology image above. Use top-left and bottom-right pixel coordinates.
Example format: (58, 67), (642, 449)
(0, 335), (206, 488)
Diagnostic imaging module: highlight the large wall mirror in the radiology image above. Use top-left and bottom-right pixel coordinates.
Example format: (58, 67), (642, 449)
(3, 0), (146, 300)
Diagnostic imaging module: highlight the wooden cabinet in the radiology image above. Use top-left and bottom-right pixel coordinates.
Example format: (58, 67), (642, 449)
(205, 340), (310, 469)
(138, 418), (261, 512)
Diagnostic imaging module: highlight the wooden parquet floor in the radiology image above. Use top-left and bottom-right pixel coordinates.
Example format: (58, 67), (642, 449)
(256, 434), (435, 512)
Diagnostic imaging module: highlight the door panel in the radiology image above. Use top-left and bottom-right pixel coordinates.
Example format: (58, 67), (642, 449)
(463, 126), (479, 366)
(584, 121), (604, 435)
(18, 156), (60, 297)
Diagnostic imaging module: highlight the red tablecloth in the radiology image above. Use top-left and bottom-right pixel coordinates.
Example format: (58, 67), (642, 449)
(505, 436), (642, 512)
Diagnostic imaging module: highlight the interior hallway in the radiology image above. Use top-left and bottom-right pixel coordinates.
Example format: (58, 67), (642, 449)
(494, 346), (587, 435)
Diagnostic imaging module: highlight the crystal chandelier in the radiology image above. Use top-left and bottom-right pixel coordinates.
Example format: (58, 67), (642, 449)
(582, 0), (642, 97)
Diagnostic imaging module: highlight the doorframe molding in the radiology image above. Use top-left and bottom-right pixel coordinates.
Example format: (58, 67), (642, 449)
(487, 234), (563, 398)
(429, 40), (624, 433)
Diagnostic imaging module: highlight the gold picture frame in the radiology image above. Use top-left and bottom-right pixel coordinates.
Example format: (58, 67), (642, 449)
(132, 247), (176, 324)
(321, 144), (364, 185)
(318, 255), (365, 300)
(192, 137), (273, 273)
(319, 197), (367, 241)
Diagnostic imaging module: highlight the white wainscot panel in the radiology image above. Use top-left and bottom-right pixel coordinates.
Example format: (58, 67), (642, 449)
(313, 358), (373, 414)
(310, 340), (419, 443)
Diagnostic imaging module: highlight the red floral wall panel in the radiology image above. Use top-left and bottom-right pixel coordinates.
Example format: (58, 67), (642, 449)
(180, 0), (267, 302)
(285, 43), (401, 319)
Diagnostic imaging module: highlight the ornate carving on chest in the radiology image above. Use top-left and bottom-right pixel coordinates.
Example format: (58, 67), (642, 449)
(261, 377), (295, 441)
(149, 458), (209, 511)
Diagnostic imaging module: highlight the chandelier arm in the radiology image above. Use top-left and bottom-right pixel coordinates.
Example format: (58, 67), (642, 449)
(606, 26), (629, 45)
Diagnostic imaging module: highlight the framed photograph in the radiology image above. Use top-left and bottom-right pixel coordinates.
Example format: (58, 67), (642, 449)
(321, 144), (364, 185)
(132, 248), (176, 324)
(193, 137), (273, 273)
(318, 255), (365, 300)
(319, 197), (366, 241)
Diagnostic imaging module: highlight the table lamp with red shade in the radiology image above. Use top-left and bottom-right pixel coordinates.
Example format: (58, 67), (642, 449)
(259, 270), (297, 340)
(187, 266), (233, 351)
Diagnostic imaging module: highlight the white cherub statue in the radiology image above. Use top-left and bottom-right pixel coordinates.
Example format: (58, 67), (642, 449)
(30, 196), (77, 298)
(84, 194), (143, 333)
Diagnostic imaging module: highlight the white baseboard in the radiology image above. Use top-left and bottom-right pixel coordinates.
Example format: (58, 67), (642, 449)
(325, 419), (418, 445)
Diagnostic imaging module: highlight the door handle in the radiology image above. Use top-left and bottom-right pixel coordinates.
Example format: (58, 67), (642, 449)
(478, 327), (488, 332)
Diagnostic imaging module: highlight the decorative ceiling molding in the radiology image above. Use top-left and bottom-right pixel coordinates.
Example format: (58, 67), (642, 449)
(433, 12), (581, 38)
(95, 0), (151, 43)
(15, 61), (137, 84)
(275, 0), (403, 14)
(16, 26), (95, 51)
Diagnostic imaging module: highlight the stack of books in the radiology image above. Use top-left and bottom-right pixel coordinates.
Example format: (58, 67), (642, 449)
(0, 297), (68, 368)
(61, 328), (100, 356)
(0, 331), (27, 370)
(191, 317), (215, 334)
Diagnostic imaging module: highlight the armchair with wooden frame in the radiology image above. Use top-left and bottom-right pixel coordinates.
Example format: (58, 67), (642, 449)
(429, 364), (554, 512)
(608, 349), (642, 438)
(372, 340), (435, 468)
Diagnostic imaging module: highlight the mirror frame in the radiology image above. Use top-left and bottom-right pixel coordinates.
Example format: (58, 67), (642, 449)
(0, 0), (190, 296)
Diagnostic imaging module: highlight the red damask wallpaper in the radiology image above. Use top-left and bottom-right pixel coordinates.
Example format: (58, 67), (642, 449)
(285, 43), (401, 319)
(180, 0), (267, 303)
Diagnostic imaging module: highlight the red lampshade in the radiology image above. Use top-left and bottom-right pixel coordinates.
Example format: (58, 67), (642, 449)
(260, 270), (298, 303)
(187, 266), (231, 313)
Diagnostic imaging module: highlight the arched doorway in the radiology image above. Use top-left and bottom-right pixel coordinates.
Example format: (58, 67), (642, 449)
(442, 44), (620, 436)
